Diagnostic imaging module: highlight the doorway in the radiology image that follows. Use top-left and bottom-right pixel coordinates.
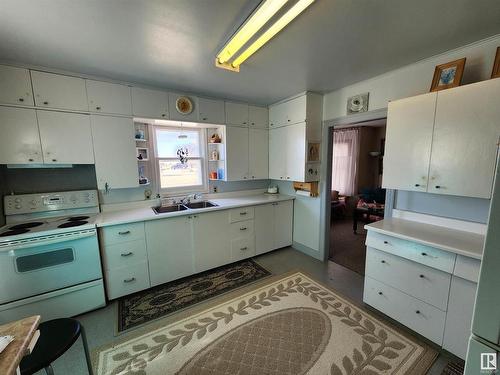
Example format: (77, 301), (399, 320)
(328, 119), (386, 275)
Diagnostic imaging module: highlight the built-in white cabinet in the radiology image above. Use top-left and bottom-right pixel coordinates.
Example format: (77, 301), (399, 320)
(269, 125), (287, 180)
(37, 110), (94, 164)
(31, 71), (88, 111)
(146, 215), (195, 286)
(0, 65), (34, 106)
(168, 93), (199, 122)
(249, 128), (269, 179)
(131, 87), (168, 119)
(85, 80), (132, 115)
(383, 79), (500, 199)
(226, 126), (250, 180)
(248, 105), (268, 128)
(225, 101), (248, 126)
(199, 98), (225, 124)
(91, 115), (138, 190)
(269, 93), (322, 128)
(0, 107), (42, 164)
(255, 201), (293, 255)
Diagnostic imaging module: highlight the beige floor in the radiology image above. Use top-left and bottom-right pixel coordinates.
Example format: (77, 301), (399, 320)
(33, 247), (456, 374)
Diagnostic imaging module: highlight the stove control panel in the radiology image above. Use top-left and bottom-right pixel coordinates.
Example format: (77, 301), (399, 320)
(4, 190), (98, 215)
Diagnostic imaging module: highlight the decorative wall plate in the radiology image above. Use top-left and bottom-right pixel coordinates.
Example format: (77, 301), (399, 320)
(347, 93), (369, 114)
(176, 96), (193, 115)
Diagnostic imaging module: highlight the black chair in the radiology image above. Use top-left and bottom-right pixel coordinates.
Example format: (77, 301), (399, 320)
(20, 318), (93, 375)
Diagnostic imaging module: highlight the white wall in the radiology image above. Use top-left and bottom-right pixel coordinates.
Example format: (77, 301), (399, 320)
(323, 34), (500, 121)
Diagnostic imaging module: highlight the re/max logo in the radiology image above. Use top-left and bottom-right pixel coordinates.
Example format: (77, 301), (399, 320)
(481, 353), (497, 372)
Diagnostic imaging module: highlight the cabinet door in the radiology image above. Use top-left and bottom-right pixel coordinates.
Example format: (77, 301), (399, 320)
(284, 95), (307, 125)
(131, 87), (168, 119)
(225, 102), (248, 126)
(86, 80), (132, 115)
(37, 110), (94, 164)
(255, 204), (275, 255)
(31, 71), (88, 111)
(248, 105), (268, 128)
(428, 79), (500, 198)
(0, 107), (42, 164)
(226, 126), (249, 181)
(199, 98), (225, 124)
(382, 92), (436, 191)
(0, 65), (34, 106)
(285, 122), (306, 182)
(168, 93), (199, 122)
(249, 128), (269, 179)
(146, 216), (194, 286)
(193, 211), (231, 272)
(443, 276), (477, 359)
(90, 115), (138, 189)
(269, 103), (286, 128)
(274, 201), (293, 248)
(269, 126), (287, 180)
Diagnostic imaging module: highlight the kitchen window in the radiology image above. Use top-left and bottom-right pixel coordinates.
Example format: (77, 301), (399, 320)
(153, 126), (207, 194)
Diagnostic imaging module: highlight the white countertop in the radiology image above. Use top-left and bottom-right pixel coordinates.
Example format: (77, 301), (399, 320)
(96, 194), (295, 227)
(365, 218), (485, 260)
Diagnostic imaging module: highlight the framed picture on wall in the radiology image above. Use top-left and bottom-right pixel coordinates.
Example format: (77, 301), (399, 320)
(491, 47), (500, 79)
(430, 58), (466, 92)
(308, 143), (320, 162)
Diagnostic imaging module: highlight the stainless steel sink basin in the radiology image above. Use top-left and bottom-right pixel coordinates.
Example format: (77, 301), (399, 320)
(184, 201), (218, 209)
(152, 204), (189, 214)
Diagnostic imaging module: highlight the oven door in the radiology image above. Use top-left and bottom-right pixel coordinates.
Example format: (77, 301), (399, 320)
(0, 229), (102, 304)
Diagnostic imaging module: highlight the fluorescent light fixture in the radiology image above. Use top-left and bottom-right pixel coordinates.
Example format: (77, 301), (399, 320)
(216, 0), (288, 65)
(231, 0), (315, 68)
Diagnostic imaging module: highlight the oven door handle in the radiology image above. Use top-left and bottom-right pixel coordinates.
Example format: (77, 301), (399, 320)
(0, 229), (96, 252)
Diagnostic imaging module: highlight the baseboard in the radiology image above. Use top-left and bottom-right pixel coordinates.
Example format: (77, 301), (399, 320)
(292, 241), (322, 260)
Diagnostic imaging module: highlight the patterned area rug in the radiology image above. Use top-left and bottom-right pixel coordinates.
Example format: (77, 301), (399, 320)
(441, 361), (465, 375)
(118, 259), (271, 332)
(98, 272), (438, 374)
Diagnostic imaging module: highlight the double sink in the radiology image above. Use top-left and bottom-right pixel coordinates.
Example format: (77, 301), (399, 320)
(153, 201), (218, 214)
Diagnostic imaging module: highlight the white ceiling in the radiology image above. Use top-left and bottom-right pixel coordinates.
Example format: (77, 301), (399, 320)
(0, 0), (499, 105)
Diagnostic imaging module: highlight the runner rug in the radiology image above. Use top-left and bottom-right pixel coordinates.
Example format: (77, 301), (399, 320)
(98, 271), (438, 374)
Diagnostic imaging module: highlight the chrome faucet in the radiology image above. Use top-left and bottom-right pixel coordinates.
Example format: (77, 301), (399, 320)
(180, 193), (202, 205)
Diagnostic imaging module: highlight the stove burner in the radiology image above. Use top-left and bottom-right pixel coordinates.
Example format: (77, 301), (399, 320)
(58, 221), (88, 228)
(0, 229), (30, 237)
(67, 216), (90, 222)
(9, 222), (44, 230)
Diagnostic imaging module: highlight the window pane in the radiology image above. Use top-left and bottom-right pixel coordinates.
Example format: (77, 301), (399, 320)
(159, 159), (203, 189)
(156, 128), (200, 158)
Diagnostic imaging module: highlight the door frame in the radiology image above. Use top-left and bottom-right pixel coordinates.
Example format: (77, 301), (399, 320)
(318, 108), (395, 262)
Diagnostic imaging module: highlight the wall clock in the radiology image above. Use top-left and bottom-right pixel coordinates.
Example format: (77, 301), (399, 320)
(176, 96), (193, 115)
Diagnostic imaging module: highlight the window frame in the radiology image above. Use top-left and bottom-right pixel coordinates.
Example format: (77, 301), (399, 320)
(152, 125), (208, 196)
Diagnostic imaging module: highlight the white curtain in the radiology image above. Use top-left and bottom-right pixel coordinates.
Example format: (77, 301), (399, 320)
(332, 128), (359, 196)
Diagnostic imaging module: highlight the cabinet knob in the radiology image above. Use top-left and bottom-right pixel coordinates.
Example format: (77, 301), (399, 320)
(286, 176), (290, 179)
(421, 252), (427, 256)
(239, 212), (247, 216)
(287, 119), (290, 122)
(123, 277), (136, 283)
(18, 98), (24, 102)
(28, 158), (34, 162)
(240, 247), (248, 251)
(96, 106), (101, 110)
(415, 184), (420, 187)
(52, 159), (57, 162)
(378, 291), (383, 295)
(240, 227), (247, 231)
(380, 260), (386, 264)
(251, 122), (255, 125)
(43, 101), (49, 105)
(202, 117), (207, 121)
(419, 274), (425, 278)
(243, 176), (247, 179)
(252, 176), (255, 179)
(435, 185), (441, 189)
(243, 122), (247, 125)
(270, 123), (274, 126)
(161, 114), (166, 117)
(383, 241), (389, 244)
(415, 310), (420, 314)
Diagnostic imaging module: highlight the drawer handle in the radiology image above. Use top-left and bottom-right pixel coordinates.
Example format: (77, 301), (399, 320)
(378, 291), (383, 295)
(239, 212), (247, 215)
(121, 252), (133, 257)
(419, 274), (425, 278)
(240, 247), (248, 251)
(123, 277), (136, 283)
(118, 230), (131, 235)
(240, 227), (247, 231)
(380, 260), (386, 264)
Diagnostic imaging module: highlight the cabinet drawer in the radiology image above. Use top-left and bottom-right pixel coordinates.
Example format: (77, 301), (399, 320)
(229, 207), (254, 223)
(366, 247), (451, 310)
(100, 222), (145, 245)
(101, 239), (147, 271)
(105, 261), (150, 300)
(231, 237), (256, 262)
(454, 255), (481, 283)
(366, 231), (456, 273)
(363, 276), (446, 345)
(230, 220), (254, 239)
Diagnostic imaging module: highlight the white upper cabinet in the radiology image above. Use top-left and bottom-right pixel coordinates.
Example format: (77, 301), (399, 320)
(31, 71), (88, 111)
(198, 97), (225, 124)
(382, 92), (437, 192)
(285, 122), (306, 181)
(168, 93), (199, 122)
(0, 107), (42, 164)
(86, 80), (132, 115)
(428, 79), (500, 199)
(0, 65), (34, 106)
(248, 105), (268, 128)
(225, 126), (249, 180)
(269, 126), (287, 180)
(225, 101), (249, 126)
(90, 115), (138, 190)
(269, 94), (307, 128)
(131, 87), (168, 119)
(36, 110), (94, 164)
(249, 128), (269, 179)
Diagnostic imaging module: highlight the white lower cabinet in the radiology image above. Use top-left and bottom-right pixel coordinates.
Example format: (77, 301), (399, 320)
(106, 261), (150, 300)
(255, 201), (293, 255)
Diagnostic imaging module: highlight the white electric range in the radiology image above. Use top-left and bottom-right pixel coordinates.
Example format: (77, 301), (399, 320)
(0, 190), (106, 324)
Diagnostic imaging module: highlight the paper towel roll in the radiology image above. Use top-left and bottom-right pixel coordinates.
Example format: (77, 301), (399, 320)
(295, 190), (311, 197)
